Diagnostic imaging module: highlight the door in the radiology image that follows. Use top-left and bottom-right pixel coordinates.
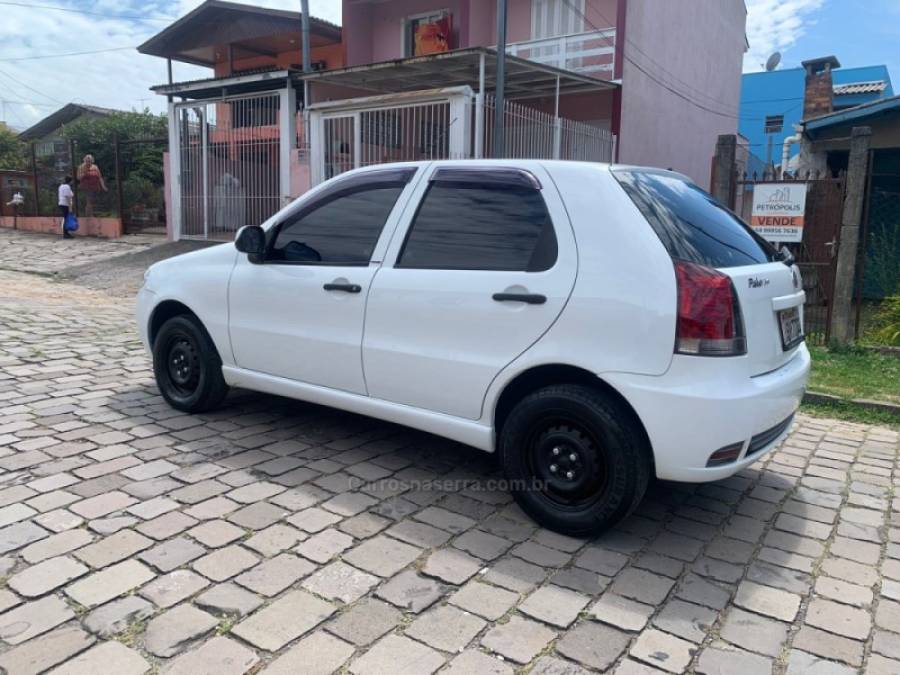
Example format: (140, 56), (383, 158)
(228, 167), (418, 394)
(363, 164), (577, 420)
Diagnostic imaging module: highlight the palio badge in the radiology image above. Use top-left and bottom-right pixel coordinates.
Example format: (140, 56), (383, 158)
(750, 183), (807, 243)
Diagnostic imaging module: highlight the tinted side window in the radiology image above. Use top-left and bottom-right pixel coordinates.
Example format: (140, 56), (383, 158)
(398, 183), (556, 271)
(613, 170), (778, 268)
(270, 186), (404, 264)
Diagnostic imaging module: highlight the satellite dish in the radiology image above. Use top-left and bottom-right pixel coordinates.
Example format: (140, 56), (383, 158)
(765, 52), (782, 71)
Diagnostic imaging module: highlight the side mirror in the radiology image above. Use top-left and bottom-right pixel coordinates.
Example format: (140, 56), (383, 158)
(235, 225), (265, 264)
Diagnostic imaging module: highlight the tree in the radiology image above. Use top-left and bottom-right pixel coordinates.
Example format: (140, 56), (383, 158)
(0, 123), (26, 170)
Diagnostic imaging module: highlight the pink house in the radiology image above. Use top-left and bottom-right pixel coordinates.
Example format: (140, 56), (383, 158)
(142, 0), (746, 240)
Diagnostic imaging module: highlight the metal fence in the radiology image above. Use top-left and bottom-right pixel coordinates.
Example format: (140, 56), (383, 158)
(482, 94), (614, 162)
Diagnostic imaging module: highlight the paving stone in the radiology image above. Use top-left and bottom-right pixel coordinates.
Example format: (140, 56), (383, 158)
(264, 630), (355, 675)
(73, 529), (153, 568)
(630, 628), (696, 673)
(83, 596), (155, 637)
(453, 529), (512, 560)
(805, 597), (872, 640)
(127, 496), (179, 520)
(65, 559), (156, 608)
(338, 512), (391, 539)
(162, 635), (259, 675)
(0, 521), (49, 554)
(676, 573), (732, 610)
(21, 528), (93, 563)
(295, 528), (354, 563)
(136, 511), (197, 540)
(576, 546), (630, 575)
(793, 625), (864, 667)
(512, 540), (571, 567)
(867, 653), (900, 675)
(343, 534), (422, 577)
(194, 582), (263, 618)
(653, 599), (718, 643)
(69, 491), (136, 519)
(733, 580), (801, 622)
(387, 519), (452, 547)
(785, 650), (858, 675)
(590, 593), (655, 631)
(406, 603), (487, 652)
(139, 536), (206, 572)
(481, 615), (556, 664)
(551, 566), (610, 595)
(815, 575), (873, 607)
(192, 544), (259, 582)
(0, 625), (94, 675)
(349, 634), (445, 674)
(532, 655), (594, 674)
(8, 555), (88, 597)
(483, 556), (547, 592)
(0, 595), (74, 644)
(519, 584), (591, 628)
(49, 640), (150, 675)
(88, 515), (139, 535)
(140, 569), (210, 608)
(0, 589), (20, 614)
(144, 603), (219, 657)
(873, 629), (900, 659)
(188, 519), (245, 547)
(302, 560), (379, 604)
(746, 561), (811, 595)
(232, 589), (335, 651)
(610, 568), (677, 605)
(719, 608), (789, 657)
(695, 646), (773, 674)
(325, 598), (401, 646)
(234, 552), (314, 596)
(375, 569), (444, 612)
(557, 621), (631, 671)
(421, 547), (482, 584)
(449, 580), (519, 620)
(442, 650), (514, 675)
(244, 523), (304, 557)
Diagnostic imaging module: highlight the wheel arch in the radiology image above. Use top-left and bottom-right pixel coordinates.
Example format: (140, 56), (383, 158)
(148, 299), (202, 349)
(492, 364), (655, 469)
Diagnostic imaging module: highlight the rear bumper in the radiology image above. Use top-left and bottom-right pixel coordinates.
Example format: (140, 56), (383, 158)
(603, 344), (810, 482)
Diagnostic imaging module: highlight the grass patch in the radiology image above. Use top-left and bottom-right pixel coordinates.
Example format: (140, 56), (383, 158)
(808, 345), (900, 404)
(801, 399), (900, 429)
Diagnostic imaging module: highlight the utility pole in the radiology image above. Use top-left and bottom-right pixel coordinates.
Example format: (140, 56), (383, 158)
(493, 0), (508, 158)
(301, 0), (311, 72)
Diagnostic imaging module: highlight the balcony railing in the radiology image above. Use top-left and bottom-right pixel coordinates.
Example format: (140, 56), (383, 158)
(505, 28), (616, 78)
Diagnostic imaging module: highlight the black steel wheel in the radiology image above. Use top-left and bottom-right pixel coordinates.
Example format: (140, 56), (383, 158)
(499, 384), (650, 537)
(152, 315), (228, 413)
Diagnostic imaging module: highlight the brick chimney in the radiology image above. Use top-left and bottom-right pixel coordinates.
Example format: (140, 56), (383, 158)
(801, 56), (841, 119)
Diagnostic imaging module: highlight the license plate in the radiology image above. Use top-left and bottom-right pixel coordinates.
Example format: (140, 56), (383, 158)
(778, 306), (804, 350)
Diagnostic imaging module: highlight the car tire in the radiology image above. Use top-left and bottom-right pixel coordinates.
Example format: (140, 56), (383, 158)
(152, 315), (228, 413)
(498, 384), (650, 537)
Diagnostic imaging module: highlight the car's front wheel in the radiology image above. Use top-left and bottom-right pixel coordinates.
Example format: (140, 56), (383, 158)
(498, 384), (650, 537)
(152, 315), (228, 413)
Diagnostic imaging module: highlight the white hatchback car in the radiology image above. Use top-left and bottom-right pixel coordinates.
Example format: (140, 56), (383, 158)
(137, 160), (810, 536)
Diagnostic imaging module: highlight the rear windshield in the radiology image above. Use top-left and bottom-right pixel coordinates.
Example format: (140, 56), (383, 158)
(613, 169), (778, 268)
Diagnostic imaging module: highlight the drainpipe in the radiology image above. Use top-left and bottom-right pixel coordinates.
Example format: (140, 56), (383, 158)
(782, 130), (802, 174)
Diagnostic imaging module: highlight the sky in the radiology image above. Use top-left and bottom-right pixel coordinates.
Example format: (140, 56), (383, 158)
(1, 0), (898, 131)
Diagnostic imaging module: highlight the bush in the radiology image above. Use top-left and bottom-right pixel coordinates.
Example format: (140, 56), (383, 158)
(871, 295), (900, 346)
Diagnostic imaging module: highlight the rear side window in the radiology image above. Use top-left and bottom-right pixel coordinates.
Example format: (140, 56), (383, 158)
(613, 170), (778, 268)
(397, 182), (557, 271)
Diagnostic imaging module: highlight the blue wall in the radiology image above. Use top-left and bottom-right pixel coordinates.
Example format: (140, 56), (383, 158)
(739, 65), (893, 164)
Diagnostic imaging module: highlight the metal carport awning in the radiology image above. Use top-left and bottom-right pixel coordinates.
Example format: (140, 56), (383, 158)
(294, 47), (618, 101)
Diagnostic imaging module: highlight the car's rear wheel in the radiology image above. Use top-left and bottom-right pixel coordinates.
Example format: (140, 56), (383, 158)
(498, 384), (650, 537)
(152, 315), (228, 413)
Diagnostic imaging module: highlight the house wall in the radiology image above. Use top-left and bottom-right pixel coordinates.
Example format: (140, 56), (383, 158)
(618, 0), (746, 185)
(342, 0), (617, 65)
(213, 43), (343, 77)
(0, 216), (122, 238)
(739, 64), (894, 163)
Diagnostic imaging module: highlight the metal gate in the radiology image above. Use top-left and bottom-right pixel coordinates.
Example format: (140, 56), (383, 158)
(734, 170), (847, 344)
(171, 92), (285, 240)
(309, 88), (471, 186)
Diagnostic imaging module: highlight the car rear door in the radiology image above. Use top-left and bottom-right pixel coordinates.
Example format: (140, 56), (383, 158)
(362, 164), (577, 420)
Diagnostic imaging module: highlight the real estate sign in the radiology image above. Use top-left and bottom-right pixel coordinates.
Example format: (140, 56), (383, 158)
(750, 183), (808, 243)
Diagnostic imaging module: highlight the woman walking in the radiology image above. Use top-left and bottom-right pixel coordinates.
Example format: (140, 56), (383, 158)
(58, 176), (74, 239)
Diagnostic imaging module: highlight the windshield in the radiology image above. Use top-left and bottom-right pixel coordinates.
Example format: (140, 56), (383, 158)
(613, 169), (779, 268)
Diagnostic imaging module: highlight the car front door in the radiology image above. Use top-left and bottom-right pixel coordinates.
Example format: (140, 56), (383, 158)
(228, 167), (419, 394)
(362, 164), (577, 420)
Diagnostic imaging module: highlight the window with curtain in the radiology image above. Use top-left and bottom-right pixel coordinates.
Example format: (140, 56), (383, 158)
(531, 0), (585, 39)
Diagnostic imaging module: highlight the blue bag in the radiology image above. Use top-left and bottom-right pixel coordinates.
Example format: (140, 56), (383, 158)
(64, 213), (79, 232)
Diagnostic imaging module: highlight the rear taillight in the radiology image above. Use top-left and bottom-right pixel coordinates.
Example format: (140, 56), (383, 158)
(674, 261), (746, 356)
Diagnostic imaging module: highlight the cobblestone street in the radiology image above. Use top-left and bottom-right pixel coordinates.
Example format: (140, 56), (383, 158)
(0, 267), (897, 674)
